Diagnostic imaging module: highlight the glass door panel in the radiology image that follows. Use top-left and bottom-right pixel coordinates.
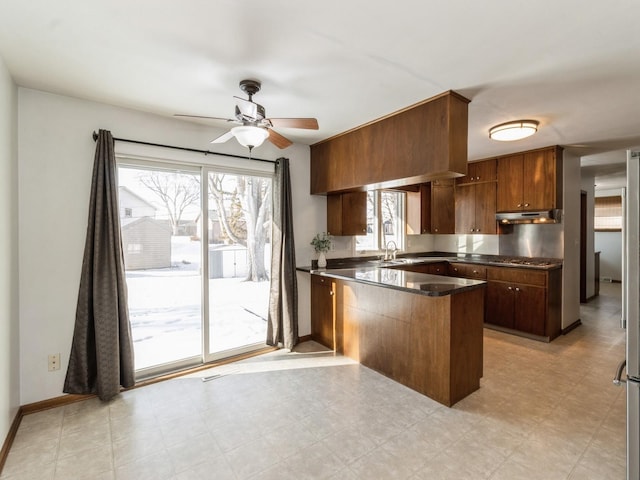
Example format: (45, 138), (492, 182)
(206, 171), (272, 358)
(118, 165), (202, 373)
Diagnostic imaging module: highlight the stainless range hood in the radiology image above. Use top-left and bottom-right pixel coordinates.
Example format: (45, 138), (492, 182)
(496, 209), (562, 225)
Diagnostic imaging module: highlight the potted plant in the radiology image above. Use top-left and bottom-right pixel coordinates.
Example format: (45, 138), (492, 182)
(311, 232), (332, 268)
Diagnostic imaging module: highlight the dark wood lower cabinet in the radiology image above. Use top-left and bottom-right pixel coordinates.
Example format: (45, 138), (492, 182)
(485, 267), (561, 341)
(311, 273), (485, 406)
(485, 281), (545, 335)
(310, 275), (335, 349)
(396, 261), (562, 341)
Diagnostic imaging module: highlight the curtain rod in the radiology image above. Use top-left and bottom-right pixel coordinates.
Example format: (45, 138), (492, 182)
(91, 131), (277, 164)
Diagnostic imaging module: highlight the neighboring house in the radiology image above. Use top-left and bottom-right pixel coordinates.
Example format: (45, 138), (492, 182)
(118, 186), (157, 220)
(121, 217), (172, 270)
(118, 186), (171, 270)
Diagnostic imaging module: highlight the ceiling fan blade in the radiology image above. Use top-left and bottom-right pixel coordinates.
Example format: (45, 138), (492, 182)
(267, 129), (293, 149)
(210, 131), (235, 144)
(267, 118), (319, 130)
(233, 96), (258, 119)
(174, 114), (235, 122)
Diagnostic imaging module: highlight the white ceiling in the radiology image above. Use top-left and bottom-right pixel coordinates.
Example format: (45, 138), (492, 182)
(1, 0), (639, 188)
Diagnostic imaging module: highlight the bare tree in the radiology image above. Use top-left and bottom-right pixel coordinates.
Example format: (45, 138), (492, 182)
(138, 171), (200, 235)
(208, 174), (271, 282)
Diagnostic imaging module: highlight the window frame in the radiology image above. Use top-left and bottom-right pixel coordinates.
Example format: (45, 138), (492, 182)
(356, 190), (406, 254)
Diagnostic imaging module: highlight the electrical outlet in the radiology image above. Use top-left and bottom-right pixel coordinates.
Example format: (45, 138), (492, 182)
(48, 353), (60, 372)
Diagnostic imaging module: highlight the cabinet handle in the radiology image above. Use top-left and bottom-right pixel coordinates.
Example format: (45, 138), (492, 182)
(508, 286), (513, 291)
(470, 228), (474, 232)
(476, 176), (480, 180)
(524, 203), (530, 207)
(329, 291), (334, 296)
(434, 228), (438, 232)
(473, 270), (478, 274)
(515, 287), (520, 292)
(517, 203), (522, 207)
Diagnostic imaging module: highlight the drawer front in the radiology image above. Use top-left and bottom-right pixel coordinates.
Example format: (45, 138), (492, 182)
(311, 274), (332, 286)
(486, 267), (547, 286)
(448, 263), (487, 280)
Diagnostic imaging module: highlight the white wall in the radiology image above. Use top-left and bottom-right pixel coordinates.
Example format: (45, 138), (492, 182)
(18, 88), (319, 404)
(562, 151), (581, 328)
(581, 174), (595, 298)
(0, 56), (20, 438)
(595, 232), (623, 281)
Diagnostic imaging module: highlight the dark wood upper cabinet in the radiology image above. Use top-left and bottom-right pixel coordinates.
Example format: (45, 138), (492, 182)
(431, 181), (455, 234)
(406, 184), (430, 235)
(455, 159), (497, 234)
(496, 146), (563, 212)
(310, 91), (470, 195)
(455, 159), (497, 185)
(327, 191), (367, 236)
(406, 180), (454, 235)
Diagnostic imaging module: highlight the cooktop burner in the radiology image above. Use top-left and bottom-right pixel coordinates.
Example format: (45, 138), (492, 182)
(496, 258), (553, 266)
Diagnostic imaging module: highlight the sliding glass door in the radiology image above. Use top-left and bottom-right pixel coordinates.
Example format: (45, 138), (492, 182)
(205, 171), (271, 360)
(118, 161), (272, 376)
(117, 165), (203, 375)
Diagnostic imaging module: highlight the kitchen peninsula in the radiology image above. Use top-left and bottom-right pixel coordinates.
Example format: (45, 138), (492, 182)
(304, 264), (486, 407)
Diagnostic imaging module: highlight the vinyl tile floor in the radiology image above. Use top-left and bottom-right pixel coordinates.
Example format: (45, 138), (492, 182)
(2, 282), (627, 479)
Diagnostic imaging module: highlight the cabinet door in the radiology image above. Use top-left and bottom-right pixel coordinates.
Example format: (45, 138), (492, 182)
(485, 281), (515, 329)
(474, 181), (497, 234)
(473, 159), (497, 183)
(406, 184), (430, 234)
(497, 154), (524, 212)
(425, 262), (447, 275)
(327, 192), (367, 236)
(455, 184), (475, 234)
(456, 159), (496, 185)
(513, 284), (546, 336)
(431, 184), (455, 234)
(448, 263), (486, 280)
(311, 275), (335, 349)
(522, 149), (557, 211)
(395, 262), (447, 275)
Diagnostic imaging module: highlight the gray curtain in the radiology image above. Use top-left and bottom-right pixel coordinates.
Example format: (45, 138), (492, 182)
(267, 157), (299, 349)
(63, 129), (135, 401)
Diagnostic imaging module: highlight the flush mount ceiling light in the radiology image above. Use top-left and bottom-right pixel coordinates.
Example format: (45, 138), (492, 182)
(489, 120), (539, 141)
(230, 125), (270, 150)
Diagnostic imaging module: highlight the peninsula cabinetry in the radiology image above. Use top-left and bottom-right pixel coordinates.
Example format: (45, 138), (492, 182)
(327, 192), (367, 236)
(310, 275), (335, 350)
(496, 146), (563, 212)
(454, 159), (497, 234)
(326, 274), (484, 406)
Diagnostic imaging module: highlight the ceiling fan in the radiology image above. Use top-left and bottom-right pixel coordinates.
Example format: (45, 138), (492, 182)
(175, 79), (319, 151)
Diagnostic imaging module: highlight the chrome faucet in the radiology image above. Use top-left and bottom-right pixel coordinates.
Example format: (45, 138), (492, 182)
(384, 240), (398, 261)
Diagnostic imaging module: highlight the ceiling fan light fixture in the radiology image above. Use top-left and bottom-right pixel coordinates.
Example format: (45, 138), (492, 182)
(489, 120), (539, 141)
(231, 125), (269, 149)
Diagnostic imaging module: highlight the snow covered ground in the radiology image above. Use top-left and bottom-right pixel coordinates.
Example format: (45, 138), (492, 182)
(126, 237), (269, 370)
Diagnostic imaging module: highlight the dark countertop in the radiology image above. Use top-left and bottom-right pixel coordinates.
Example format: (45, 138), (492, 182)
(301, 252), (563, 271)
(303, 266), (486, 297)
(297, 252), (563, 297)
